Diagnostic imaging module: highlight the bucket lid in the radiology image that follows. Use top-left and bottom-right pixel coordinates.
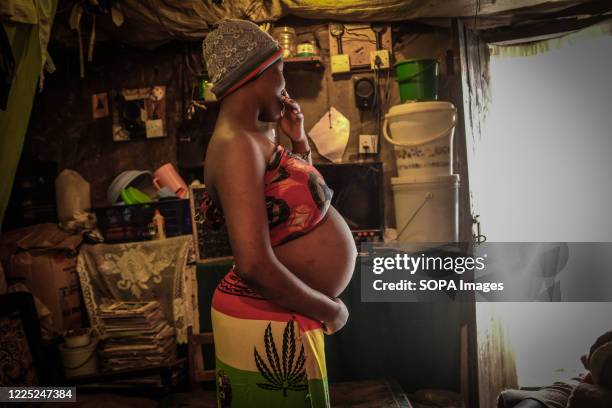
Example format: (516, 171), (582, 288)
(391, 174), (460, 186)
(386, 101), (456, 119)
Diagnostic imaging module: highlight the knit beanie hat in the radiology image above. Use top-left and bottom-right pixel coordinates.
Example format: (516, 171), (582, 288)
(203, 19), (282, 99)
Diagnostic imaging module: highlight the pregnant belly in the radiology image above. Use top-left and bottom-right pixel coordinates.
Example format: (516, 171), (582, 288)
(273, 206), (357, 298)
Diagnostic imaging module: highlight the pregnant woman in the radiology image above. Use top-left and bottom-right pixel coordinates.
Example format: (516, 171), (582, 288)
(202, 20), (357, 408)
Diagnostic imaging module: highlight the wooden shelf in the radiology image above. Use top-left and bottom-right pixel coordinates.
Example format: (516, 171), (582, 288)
(283, 55), (324, 70)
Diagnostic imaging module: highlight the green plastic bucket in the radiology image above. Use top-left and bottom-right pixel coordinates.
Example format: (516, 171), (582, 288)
(395, 59), (439, 102)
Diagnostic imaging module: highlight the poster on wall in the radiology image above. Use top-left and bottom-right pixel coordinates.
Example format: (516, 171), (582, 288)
(91, 92), (109, 119)
(111, 86), (167, 142)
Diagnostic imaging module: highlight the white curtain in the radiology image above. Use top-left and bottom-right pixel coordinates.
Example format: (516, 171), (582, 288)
(466, 19), (612, 387)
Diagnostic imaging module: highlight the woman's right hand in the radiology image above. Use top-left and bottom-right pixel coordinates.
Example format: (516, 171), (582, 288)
(322, 298), (349, 335)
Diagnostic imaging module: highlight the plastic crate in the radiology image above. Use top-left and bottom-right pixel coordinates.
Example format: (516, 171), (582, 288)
(94, 199), (192, 243)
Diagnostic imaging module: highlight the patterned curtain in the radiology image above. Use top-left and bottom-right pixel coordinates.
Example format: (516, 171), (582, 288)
(0, 0), (58, 229)
(77, 236), (199, 343)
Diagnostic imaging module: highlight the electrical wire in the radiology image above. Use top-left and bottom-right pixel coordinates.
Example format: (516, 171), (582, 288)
(344, 26), (378, 44)
(325, 67), (332, 128)
(383, 66), (392, 111)
(375, 63), (392, 117)
(372, 56), (394, 154)
(373, 61), (382, 144)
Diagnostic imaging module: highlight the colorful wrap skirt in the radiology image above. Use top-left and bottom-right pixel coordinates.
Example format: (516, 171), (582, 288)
(211, 270), (330, 408)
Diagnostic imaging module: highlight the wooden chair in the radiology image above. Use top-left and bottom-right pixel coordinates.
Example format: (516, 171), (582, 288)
(187, 326), (215, 388)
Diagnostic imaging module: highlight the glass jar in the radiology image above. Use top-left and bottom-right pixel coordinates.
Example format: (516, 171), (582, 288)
(272, 26), (297, 58)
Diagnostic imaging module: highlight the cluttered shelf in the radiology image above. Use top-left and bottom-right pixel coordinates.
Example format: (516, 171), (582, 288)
(188, 55), (325, 112)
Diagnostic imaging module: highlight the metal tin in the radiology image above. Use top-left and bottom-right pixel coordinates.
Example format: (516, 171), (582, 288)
(296, 42), (318, 57)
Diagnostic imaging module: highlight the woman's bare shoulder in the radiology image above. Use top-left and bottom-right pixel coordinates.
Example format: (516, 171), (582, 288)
(208, 126), (261, 158)
(204, 128), (266, 186)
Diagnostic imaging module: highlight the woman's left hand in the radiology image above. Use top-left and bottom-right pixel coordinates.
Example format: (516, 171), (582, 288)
(278, 90), (307, 143)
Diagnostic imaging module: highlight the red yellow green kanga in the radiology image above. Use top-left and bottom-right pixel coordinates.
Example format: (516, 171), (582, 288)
(211, 270), (330, 407)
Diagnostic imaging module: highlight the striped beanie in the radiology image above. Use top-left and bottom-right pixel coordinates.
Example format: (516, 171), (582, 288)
(203, 19), (283, 99)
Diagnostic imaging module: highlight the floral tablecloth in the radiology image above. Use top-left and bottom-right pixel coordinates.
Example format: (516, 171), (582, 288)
(77, 236), (198, 343)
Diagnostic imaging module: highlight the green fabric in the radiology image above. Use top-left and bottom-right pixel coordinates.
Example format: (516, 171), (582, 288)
(216, 358), (329, 408)
(0, 0), (38, 24)
(0, 0), (57, 229)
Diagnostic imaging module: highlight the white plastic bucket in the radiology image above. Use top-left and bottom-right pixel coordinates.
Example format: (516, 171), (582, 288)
(59, 338), (98, 377)
(391, 174), (459, 243)
(384, 101), (456, 178)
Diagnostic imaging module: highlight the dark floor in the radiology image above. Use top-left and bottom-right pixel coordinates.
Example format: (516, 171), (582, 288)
(42, 379), (414, 407)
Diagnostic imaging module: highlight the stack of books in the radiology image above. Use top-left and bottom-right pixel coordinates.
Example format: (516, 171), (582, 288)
(98, 301), (176, 371)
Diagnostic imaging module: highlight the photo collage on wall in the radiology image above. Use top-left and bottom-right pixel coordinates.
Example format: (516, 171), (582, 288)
(111, 86), (167, 141)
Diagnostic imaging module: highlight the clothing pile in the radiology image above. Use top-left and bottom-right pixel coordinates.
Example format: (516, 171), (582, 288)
(98, 301), (176, 370)
(498, 329), (612, 408)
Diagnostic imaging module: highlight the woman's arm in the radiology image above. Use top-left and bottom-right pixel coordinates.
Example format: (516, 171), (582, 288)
(279, 90), (312, 165)
(291, 138), (312, 165)
(212, 134), (339, 323)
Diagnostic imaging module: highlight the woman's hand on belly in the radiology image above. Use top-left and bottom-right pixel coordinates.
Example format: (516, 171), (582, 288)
(322, 298), (349, 334)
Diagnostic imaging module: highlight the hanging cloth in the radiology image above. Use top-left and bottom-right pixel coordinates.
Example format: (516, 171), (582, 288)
(0, 25), (15, 110)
